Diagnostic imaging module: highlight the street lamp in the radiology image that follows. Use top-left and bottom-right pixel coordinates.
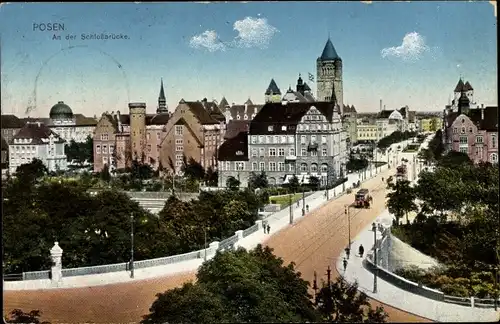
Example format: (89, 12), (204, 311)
(130, 214), (135, 279)
(345, 205), (351, 253)
(371, 222), (378, 293)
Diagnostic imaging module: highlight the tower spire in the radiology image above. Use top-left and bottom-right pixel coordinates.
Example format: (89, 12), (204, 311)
(157, 78), (168, 114)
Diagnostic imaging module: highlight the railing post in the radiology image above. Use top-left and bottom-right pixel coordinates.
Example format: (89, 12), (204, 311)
(255, 220), (263, 231)
(234, 230), (244, 248)
(207, 241), (220, 260)
(50, 242), (63, 287)
(471, 296), (474, 308)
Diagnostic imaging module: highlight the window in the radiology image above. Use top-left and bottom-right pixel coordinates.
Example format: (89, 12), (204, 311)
(101, 134), (109, 141)
(289, 148), (295, 156)
(461, 127), (465, 134)
(288, 135), (294, 143)
(311, 135), (317, 143)
(322, 148), (328, 156)
(459, 147), (468, 154)
(176, 146), (183, 152)
(469, 127), (473, 133)
(147, 133), (151, 140)
(176, 154), (183, 160)
(453, 128), (458, 134)
(269, 148), (277, 156)
(268, 125), (274, 132)
(175, 139), (183, 145)
(244, 114), (248, 120)
(300, 163), (308, 172)
(490, 153), (498, 164)
(259, 148), (265, 157)
(476, 136), (483, 143)
(251, 148), (257, 157)
(258, 135), (264, 143)
(278, 162), (285, 171)
(267, 136), (272, 143)
(278, 148), (285, 156)
(110, 145), (115, 153)
(311, 150), (318, 157)
(103, 145), (108, 154)
(274, 136), (279, 143)
(459, 136), (468, 144)
(147, 145), (151, 152)
(288, 163), (295, 172)
(301, 148), (307, 156)
(252, 162), (257, 171)
(102, 157), (108, 166)
(321, 164), (328, 173)
(175, 125), (183, 135)
(157, 132), (161, 140)
(492, 135), (497, 148)
(236, 162), (245, 171)
(321, 135), (327, 144)
(176, 160), (183, 167)
(301, 135), (307, 144)
(251, 136), (257, 144)
(281, 136), (287, 143)
(226, 161), (231, 170)
(259, 162), (265, 171)
(281, 126), (287, 131)
(476, 147), (483, 157)
(269, 162), (277, 171)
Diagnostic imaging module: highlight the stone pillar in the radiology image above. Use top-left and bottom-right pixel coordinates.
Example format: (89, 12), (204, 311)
(50, 242), (63, 286)
(255, 220), (263, 231)
(207, 241), (220, 259)
(471, 297), (475, 308)
(234, 230), (244, 248)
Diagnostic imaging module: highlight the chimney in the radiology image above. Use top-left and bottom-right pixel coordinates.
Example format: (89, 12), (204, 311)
(380, 99), (382, 112)
(245, 103), (248, 114)
(383, 105), (386, 110)
(117, 110), (122, 132)
(481, 106), (484, 120)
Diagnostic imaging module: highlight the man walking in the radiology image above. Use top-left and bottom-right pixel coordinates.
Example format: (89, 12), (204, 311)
(343, 257), (348, 272)
(267, 224), (271, 234)
(358, 244), (364, 258)
(263, 221), (267, 234)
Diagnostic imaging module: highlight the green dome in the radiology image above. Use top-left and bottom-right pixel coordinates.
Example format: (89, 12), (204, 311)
(50, 101), (73, 119)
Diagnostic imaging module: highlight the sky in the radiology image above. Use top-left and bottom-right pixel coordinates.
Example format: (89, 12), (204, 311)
(0, 2), (497, 118)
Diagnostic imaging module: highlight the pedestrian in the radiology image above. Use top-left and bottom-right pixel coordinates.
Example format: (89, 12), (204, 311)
(263, 222), (267, 234)
(297, 201), (300, 208)
(306, 205), (309, 212)
(345, 247), (350, 259)
(382, 177), (384, 182)
(358, 244), (364, 258)
(343, 257), (348, 271)
(267, 224), (271, 234)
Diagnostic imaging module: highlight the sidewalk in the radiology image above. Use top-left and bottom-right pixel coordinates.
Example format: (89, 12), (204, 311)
(335, 209), (499, 323)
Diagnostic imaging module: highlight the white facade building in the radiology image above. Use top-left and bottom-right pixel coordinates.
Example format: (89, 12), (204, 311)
(47, 101), (97, 143)
(9, 122), (67, 174)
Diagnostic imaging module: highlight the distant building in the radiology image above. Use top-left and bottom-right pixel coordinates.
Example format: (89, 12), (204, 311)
(218, 97), (348, 188)
(1, 136), (8, 170)
(9, 121), (67, 174)
(443, 87), (498, 164)
(343, 105), (358, 144)
(1, 115), (25, 144)
(159, 98), (226, 173)
(93, 80), (171, 172)
(265, 79), (282, 103)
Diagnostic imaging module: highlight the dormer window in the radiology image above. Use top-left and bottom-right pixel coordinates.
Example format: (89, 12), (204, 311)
(268, 125), (274, 132)
(281, 125), (287, 131)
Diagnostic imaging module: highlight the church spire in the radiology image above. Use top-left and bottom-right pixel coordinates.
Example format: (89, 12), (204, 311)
(157, 78), (168, 114)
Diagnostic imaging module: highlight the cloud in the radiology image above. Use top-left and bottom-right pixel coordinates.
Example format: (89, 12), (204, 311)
(189, 30), (226, 52)
(189, 16), (278, 52)
(232, 17), (279, 48)
(381, 32), (430, 61)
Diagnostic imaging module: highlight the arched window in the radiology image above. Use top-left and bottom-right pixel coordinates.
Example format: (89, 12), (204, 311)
(490, 153), (498, 164)
(300, 163), (308, 172)
(310, 163), (318, 172)
(321, 163), (328, 173)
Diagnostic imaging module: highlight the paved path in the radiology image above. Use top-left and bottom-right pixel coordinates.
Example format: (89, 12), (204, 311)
(3, 142), (430, 323)
(335, 210), (500, 323)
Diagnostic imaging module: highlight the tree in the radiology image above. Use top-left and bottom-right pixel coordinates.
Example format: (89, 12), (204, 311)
(65, 136), (93, 164)
(386, 178), (417, 225)
(346, 153), (369, 172)
(226, 176), (240, 190)
(309, 176), (320, 190)
(315, 277), (388, 322)
(417, 148), (434, 165)
(100, 164), (111, 182)
(182, 155), (205, 180)
(142, 245), (319, 324)
(248, 171), (269, 189)
(5, 309), (50, 324)
(288, 175), (300, 193)
(15, 158), (48, 183)
(204, 166), (218, 186)
(437, 151), (472, 169)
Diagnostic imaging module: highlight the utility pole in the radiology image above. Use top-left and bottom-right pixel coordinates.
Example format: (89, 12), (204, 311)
(326, 265), (332, 287)
(130, 214), (135, 279)
(372, 222), (378, 293)
(302, 184), (306, 216)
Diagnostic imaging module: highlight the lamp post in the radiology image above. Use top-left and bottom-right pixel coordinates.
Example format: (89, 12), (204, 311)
(372, 222), (378, 293)
(130, 214), (135, 279)
(345, 205), (351, 252)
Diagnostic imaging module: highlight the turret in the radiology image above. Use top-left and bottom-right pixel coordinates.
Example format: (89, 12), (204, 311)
(129, 102), (147, 162)
(157, 78), (168, 114)
(265, 78), (281, 103)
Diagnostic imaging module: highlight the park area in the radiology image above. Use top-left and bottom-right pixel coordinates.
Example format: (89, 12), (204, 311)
(269, 193), (303, 209)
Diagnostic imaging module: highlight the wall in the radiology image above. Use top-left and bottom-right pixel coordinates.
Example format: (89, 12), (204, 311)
(93, 116), (117, 172)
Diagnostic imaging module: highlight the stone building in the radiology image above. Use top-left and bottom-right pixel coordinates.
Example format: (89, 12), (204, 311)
(316, 37), (343, 112)
(342, 104), (358, 144)
(93, 80), (171, 172)
(1, 115), (25, 144)
(218, 96), (348, 188)
(9, 121), (67, 174)
(443, 89), (498, 164)
(445, 78), (478, 115)
(159, 98), (226, 173)
(44, 101), (97, 143)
